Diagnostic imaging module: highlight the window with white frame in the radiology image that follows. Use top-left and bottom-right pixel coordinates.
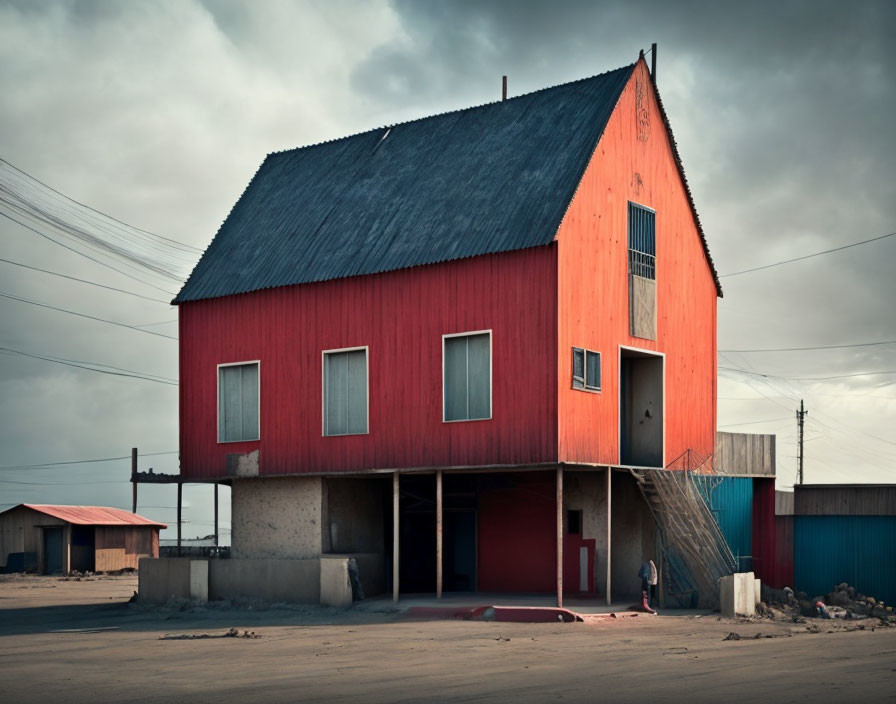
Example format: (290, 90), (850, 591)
(323, 347), (368, 436)
(218, 362), (259, 442)
(572, 347), (601, 391)
(443, 331), (491, 422)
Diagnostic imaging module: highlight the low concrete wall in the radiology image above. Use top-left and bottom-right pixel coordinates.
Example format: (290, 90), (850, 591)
(208, 558), (320, 603)
(320, 556), (352, 607)
(720, 572), (759, 618)
(138, 557), (207, 603)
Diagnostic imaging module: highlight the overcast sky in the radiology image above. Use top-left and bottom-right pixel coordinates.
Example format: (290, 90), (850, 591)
(1, 0), (894, 540)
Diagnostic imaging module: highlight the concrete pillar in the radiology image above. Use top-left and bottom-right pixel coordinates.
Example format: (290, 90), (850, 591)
(556, 466), (563, 608)
(606, 468), (612, 605)
(436, 470), (443, 600)
(392, 471), (399, 603)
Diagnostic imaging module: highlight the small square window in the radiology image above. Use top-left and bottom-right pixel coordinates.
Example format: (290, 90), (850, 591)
(567, 510), (583, 535)
(572, 347), (601, 392)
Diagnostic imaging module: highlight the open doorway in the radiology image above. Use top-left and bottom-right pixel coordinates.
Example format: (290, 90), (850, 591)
(620, 347), (664, 467)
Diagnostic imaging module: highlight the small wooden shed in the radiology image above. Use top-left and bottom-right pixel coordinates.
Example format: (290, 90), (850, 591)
(0, 504), (166, 574)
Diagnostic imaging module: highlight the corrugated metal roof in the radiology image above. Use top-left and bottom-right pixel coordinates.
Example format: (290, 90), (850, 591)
(174, 64), (639, 304)
(15, 504), (167, 528)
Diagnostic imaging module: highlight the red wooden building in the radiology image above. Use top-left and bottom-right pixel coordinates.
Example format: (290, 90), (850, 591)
(173, 56), (723, 603)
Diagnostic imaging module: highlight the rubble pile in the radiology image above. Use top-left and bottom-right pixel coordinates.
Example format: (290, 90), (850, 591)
(759, 582), (894, 624)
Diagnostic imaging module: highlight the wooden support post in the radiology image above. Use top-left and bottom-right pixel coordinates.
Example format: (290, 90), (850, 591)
(606, 468), (612, 606)
(177, 482), (183, 557)
(131, 447), (138, 514)
(214, 483), (219, 548)
(392, 471), (400, 603)
(556, 465), (563, 608)
(436, 469), (443, 600)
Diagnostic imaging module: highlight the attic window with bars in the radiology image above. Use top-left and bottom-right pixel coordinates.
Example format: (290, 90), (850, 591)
(572, 347), (601, 392)
(628, 202), (656, 280)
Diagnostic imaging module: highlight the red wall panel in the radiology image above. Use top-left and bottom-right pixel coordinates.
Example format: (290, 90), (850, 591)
(752, 477), (776, 584)
(477, 473), (556, 592)
(556, 61), (718, 466)
(179, 247), (558, 478)
(772, 516), (794, 589)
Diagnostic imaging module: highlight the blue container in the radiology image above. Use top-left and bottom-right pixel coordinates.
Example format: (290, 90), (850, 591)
(794, 515), (896, 604)
(694, 476), (754, 571)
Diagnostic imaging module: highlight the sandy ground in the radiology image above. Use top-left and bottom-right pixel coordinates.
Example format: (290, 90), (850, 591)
(1, 574), (895, 703)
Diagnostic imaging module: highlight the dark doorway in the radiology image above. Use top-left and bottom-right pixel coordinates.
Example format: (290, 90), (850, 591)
(44, 526), (64, 574)
(620, 348), (664, 467)
(443, 474), (477, 592)
(70, 526), (95, 572)
(398, 475), (436, 593)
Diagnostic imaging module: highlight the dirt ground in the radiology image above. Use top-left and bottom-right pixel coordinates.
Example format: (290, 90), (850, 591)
(1, 574), (895, 703)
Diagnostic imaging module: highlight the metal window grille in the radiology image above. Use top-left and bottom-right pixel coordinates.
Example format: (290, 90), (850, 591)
(628, 202), (656, 280)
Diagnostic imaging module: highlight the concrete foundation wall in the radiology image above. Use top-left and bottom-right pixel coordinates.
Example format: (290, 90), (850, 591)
(231, 476), (324, 559)
(138, 557), (207, 602)
(208, 558), (321, 603)
(564, 471), (608, 594)
(611, 471), (657, 599)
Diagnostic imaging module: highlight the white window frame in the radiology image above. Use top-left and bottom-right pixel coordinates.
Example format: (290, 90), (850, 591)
(216, 360), (261, 444)
(442, 329), (493, 423)
(321, 345), (370, 437)
(572, 347), (602, 393)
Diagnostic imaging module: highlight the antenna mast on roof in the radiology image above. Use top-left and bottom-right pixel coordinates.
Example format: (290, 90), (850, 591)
(502, 75), (507, 101)
(651, 42), (657, 81)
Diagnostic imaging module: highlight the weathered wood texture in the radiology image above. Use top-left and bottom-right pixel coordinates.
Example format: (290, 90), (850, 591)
(795, 485), (896, 516)
(556, 62), (718, 467)
(179, 247), (558, 479)
(95, 526), (158, 570)
(775, 490), (795, 516)
(714, 432), (776, 476)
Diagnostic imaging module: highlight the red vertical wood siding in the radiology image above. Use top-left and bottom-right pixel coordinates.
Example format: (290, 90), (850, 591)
(752, 477), (776, 585)
(179, 248), (558, 478)
(556, 61), (718, 466)
(477, 473), (556, 592)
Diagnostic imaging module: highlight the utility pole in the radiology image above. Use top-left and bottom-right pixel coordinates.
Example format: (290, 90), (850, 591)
(796, 400), (808, 485)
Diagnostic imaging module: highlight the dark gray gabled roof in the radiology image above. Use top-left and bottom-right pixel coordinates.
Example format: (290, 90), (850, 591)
(174, 64), (638, 303)
(174, 62), (721, 304)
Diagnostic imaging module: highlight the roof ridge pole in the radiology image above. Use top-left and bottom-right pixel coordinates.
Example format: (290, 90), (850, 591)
(502, 75), (507, 101)
(651, 43), (657, 82)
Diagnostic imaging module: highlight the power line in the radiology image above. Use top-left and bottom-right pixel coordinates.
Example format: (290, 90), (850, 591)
(0, 210), (177, 296)
(718, 416), (791, 428)
(0, 256), (171, 304)
(719, 339), (896, 353)
(0, 159), (202, 253)
(0, 450), (177, 472)
(719, 365), (896, 382)
(720, 231), (896, 278)
(0, 290), (177, 340)
(0, 346), (178, 385)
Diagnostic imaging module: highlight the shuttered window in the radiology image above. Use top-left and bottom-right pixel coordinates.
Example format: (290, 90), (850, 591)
(323, 348), (368, 436)
(444, 332), (491, 421)
(628, 202), (656, 279)
(218, 362), (259, 442)
(572, 347), (601, 391)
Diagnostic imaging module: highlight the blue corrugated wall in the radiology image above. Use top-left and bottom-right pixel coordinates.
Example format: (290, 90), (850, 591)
(794, 516), (896, 604)
(694, 476), (754, 571)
